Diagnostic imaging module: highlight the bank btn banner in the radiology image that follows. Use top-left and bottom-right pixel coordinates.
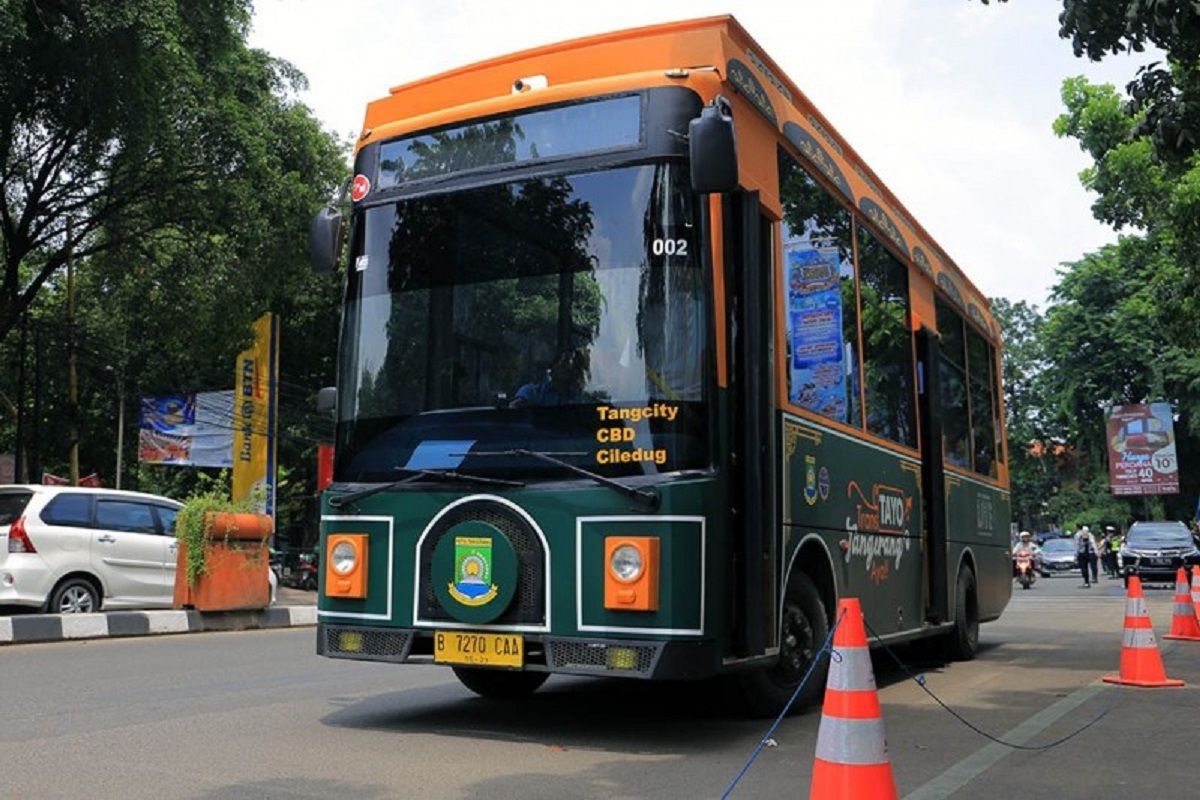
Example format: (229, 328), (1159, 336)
(138, 391), (235, 468)
(1106, 402), (1179, 496)
(232, 313), (280, 516)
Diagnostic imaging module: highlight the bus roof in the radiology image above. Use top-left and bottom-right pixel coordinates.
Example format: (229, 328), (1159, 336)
(360, 15), (998, 340)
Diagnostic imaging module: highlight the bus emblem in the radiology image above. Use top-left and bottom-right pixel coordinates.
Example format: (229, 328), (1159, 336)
(350, 173), (371, 202)
(448, 536), (500, 607)
(804, 455), (819, 506)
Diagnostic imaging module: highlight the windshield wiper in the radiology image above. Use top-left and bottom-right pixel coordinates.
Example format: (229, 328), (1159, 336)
(328, 468), (524, 509)
(469, 449), (659, 509)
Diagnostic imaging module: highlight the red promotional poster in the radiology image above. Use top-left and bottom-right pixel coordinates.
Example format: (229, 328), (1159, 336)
(1106, 403), (1179, 496)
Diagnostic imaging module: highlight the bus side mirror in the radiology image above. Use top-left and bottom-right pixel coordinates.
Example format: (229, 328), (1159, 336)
(689, 99), (738, 194)
(315, 386), (337, 413)
(309, 206), (343, 273)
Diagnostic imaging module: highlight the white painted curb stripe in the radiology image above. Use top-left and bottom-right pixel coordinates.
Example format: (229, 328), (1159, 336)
(288, 606), (317, 625)
(61, 613), (109, 639)
(902, 682), (1108, 800)
(0, 617), (12, 643)
(146, 610), (195, 634)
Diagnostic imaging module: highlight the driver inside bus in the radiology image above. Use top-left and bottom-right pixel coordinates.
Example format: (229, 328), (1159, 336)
(510, 349), (589, 408)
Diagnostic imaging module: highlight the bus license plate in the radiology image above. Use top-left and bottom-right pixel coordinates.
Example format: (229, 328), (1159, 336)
(434, 631), (523, 668)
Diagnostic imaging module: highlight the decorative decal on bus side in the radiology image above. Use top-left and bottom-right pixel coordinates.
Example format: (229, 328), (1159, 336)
(937, 272), (966, 308)
(727, 59), (777, 126)
(783, 122), (854, 202)
(843, 481), (913, 584)
(858, 198), (910, 258)
(746, 50), (792, 103)
(805, 115), (844, 156)
(912, 246), (934, 278)
(967, 303), (989, 332)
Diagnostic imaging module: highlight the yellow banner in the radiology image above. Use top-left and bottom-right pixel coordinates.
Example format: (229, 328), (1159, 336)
(232, 313), (279, 515)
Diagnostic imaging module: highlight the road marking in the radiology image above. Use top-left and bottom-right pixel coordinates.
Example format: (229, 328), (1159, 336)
(901, 682), (1108, 800)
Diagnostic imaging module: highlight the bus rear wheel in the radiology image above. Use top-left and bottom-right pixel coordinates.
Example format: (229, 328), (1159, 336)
(732, 573), (829, 718)
(945, 566), (979, 661)
(452, 667), (549, 699)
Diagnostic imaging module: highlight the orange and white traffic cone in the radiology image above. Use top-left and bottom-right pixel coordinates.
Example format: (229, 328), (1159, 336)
(1192, 565), (1200, 621)
(809, 598), (897, 800)
(1163, 567), (1200, 641)
(1102, 575), (1185, 687)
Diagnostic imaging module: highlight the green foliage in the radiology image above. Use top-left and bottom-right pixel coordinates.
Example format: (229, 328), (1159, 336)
(174, 488), (253, 587)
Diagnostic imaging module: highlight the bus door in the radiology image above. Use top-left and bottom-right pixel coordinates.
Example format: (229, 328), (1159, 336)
(916, 327), (949, 624)
(723, 191), (779, 657)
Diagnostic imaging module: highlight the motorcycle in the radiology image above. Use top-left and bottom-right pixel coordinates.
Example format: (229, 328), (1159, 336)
(1014, 552), (1037, 590)
(294, 551), (319, 591)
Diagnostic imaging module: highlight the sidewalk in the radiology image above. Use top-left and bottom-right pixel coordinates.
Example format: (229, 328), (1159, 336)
(0, 587), (318, 646)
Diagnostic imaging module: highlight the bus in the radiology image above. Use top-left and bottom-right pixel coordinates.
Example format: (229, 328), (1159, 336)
(309, 15), (1011, 714)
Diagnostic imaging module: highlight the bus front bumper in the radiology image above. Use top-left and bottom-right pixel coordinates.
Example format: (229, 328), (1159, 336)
(316, 622), (719, 680)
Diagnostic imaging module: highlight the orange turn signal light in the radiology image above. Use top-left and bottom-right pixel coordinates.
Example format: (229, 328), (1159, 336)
(325, 533), (368, 599)
(604, 536), (659, 611)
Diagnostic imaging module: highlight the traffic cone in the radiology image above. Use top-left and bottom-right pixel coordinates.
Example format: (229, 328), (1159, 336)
(809, 598), (897, 800)
(1163, 568), (1200, 641)
(1192, 566), (1200, 621)
(1102, 575), (1185, 687)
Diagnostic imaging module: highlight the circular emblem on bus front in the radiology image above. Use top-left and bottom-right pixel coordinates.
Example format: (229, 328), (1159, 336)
(350, 174), (371, 202)
(432, 521), (518, 624)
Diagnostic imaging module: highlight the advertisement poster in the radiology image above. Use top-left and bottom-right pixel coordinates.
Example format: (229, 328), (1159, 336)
(232, 313), (280, 517)
(138, 391), (235, 468)
(785, 241), (847, 423)
(1106, 402), (1179, 496)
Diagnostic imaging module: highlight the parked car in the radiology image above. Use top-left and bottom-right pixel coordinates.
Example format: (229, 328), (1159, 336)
(0, 485), (184, 613)
(1038, 537), (1078, 577)
(1118, 521), (1200, 586)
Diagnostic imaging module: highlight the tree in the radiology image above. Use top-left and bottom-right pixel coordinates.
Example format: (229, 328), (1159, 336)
(0, 0), (342, 346)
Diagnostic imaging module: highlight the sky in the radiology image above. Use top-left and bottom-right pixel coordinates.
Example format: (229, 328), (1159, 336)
(249, 0), (1154, 309)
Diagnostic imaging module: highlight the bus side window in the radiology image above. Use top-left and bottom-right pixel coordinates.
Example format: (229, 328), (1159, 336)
(935, 298), (971, 468)
(856, 225), (916, 448)
(967, 326), (998, 478)
(777, 148), (861, 428)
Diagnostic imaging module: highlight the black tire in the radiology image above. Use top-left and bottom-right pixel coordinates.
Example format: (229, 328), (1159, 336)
(452, 667), (549, 699)
(946, 567), (980, 661)
(1020, 573), (1031, 590)
(730, 572), (830, 718)
(47, 577), (100, 614)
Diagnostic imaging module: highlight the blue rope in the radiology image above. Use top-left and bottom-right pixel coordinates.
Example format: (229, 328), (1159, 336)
(720, 610), (845, 800)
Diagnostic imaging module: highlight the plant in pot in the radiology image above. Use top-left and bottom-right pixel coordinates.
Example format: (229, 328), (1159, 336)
(173, 491), (274, 612)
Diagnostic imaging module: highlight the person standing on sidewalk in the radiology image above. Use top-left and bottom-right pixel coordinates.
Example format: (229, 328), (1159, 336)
(1075, 525), (1099, 587)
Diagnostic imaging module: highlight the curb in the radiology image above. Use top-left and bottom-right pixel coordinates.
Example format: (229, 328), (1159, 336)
(0, 606), (317, 646)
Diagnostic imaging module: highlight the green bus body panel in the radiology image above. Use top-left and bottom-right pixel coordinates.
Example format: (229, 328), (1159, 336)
(944, 471), (1013, 622)
(578, 517), (704, 634)
(780, 413), (924, 635)
(318, 479), (728, 641)
(780, 413), (1011, 632)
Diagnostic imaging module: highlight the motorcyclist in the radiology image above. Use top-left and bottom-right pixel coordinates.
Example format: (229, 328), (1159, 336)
(1012, 531), (1041, 575)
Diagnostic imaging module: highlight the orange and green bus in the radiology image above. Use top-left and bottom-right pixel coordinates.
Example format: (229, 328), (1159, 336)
(310, 15), (1011, 714)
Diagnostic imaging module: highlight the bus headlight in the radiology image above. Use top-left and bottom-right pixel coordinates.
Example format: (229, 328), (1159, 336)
(331, 540), (358, 575)
(610, 544), (643, 582)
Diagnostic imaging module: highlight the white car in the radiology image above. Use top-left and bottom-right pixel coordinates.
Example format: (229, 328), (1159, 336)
(0, 485), (184, 613)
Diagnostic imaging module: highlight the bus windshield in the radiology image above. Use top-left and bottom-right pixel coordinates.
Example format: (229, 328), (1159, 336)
(336, 163), (710, 482)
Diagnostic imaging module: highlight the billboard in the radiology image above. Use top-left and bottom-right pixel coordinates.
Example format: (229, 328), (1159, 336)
(232, 313), (279, 517)
(1107, 402), (1179, 496)
(138, 391), (235, 468)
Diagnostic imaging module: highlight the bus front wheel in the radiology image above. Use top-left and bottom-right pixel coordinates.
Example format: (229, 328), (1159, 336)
(452, 667), (549, 699)
(732, 573), (830, 718)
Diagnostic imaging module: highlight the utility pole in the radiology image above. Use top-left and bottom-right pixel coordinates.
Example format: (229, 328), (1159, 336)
(114, 379), (124, 490)
(32, 323), (42, 482)
(67, 218), (79, 486)
(14, 316), (26, 481)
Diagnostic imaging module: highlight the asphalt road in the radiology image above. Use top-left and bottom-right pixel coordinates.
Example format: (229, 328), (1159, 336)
(1, 573), (1195, 799)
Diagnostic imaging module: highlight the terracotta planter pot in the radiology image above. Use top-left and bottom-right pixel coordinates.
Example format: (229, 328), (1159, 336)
(204, 511), (274, 541)
(173, 539), (271, 612)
